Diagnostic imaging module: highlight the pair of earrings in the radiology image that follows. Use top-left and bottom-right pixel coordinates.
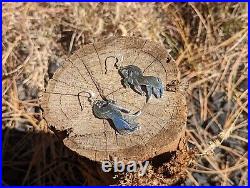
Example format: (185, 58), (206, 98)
(92, 59), (164, 135)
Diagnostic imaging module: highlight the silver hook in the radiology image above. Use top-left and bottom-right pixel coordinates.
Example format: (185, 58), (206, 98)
(105, 55), (124, 74)
(77, 90), (96, 111)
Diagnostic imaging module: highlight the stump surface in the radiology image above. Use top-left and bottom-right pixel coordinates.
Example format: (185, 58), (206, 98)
(41, 37), (187, 162)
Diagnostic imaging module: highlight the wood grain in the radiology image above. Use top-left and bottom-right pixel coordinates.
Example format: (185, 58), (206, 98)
(41, 37), (187, 162)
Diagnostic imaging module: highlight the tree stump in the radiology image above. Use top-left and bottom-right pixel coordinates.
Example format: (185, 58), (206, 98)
(41, 37), (187, 163)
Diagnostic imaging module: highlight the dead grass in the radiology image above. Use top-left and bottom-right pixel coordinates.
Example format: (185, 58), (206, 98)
(2, 2), (248, 185)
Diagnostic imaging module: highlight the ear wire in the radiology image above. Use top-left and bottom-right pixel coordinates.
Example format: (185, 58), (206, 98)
(114, 55), (124, 69)
(77, 90), (96, 111)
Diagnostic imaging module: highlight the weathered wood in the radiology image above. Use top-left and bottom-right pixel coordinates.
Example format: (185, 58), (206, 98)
(41, 37), (187, 162)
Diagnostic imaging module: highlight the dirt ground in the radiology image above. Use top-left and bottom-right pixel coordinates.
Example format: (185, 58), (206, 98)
(2, 2), (248, 185)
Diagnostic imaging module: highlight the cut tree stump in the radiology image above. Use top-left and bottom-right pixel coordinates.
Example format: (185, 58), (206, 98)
(41, 37), (187, 163)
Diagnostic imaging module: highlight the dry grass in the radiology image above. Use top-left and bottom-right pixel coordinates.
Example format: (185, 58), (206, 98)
(2, 2), (248, 185)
